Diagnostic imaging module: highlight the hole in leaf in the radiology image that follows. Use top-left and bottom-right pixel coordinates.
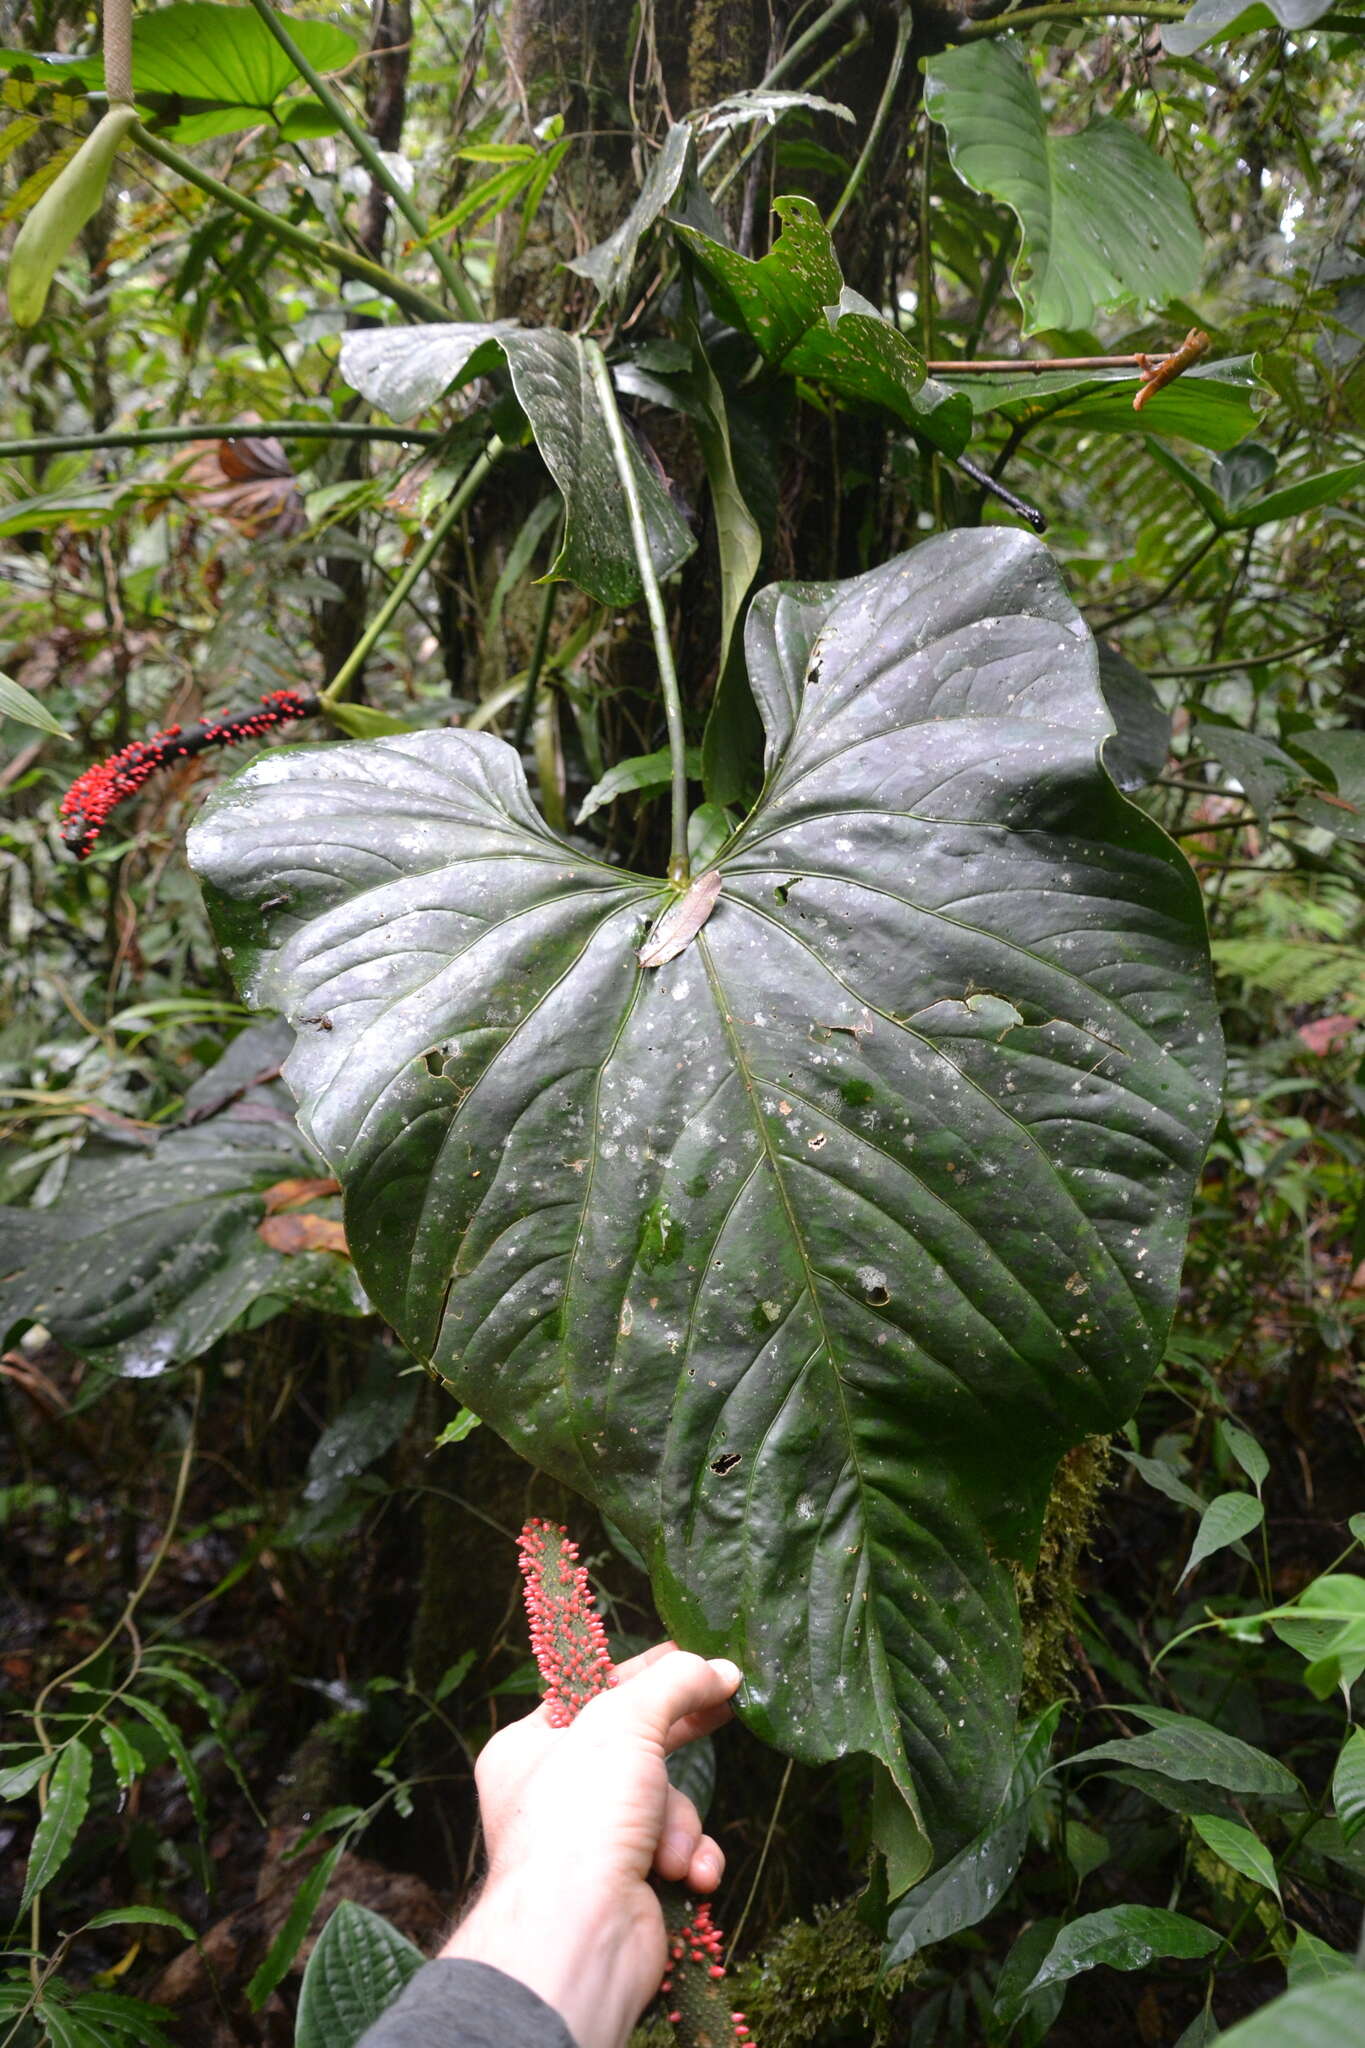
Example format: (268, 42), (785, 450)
(866, 1284), (891, 1307)
(710, 1450), (742, 1477)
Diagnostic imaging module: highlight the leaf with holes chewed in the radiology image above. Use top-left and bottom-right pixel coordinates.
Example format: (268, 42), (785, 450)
(187, 530), (1221, 1872)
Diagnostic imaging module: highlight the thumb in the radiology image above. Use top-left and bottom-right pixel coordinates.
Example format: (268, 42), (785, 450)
(579, 1649), (742, 1747)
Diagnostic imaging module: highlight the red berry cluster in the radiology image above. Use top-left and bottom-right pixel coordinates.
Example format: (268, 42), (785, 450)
(517, 1517), (617, 1725)
(515, 1519), (753, 2048)
(661, 1903), (750, 2038)
(59, 689), (317, 859)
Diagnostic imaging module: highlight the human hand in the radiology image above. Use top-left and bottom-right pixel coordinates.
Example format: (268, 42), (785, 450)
(439, 1642), (741, 2048)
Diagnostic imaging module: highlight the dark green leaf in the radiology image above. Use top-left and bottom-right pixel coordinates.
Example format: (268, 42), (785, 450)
(952, 358), (1262, 453)
(1224, 456), (1365, 530)
(190, 530), (1221, 1865)
(923, 44), (1201, 335)
(1023, 1905), (1219, 1994)
(21, 1739), (92, 1909)
(884, 1705), (1062, 1963)
(1164, 0), (1338, 58)
(1211, 441), (1276, 510)
(1332, 1727), (1365, 1844)
(1097, 645), (1170, 791)
(674, 194), (842, 361)
(294, 1900), (423, 2048)
(339, 325), (696, 606)
(0, 1024), (367, 1377)
(680, 334), (763, 675)
(0, 1753), (48, 1800)
(121, 1696), (207, 1835)
(1067, 1706), (1300, 1798)
(1212, 1974), (1365, 2045)
(81, 1906), (196, 1939)
(248, 1840), (347, 2011)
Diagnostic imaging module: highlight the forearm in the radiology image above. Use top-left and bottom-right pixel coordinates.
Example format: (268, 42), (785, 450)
(354, 1956), (580, 2048)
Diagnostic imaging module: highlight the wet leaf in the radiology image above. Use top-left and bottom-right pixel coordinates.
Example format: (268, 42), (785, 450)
(190, 529), (1221, 1865)
(0, 1023), (366, 1375)
(339, 324), (696, 604)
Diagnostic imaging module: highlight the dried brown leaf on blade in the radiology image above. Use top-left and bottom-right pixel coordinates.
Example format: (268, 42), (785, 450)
(260, 1176), (342, 1214)
(257, 1213), (349, 1256)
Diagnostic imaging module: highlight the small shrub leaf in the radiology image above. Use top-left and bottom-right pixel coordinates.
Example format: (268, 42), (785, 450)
(294, 1900), (423, 2048)
(20, 1740), (92, 1910)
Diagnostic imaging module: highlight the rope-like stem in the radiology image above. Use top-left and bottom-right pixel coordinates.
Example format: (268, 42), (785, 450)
(0, 422), (441, 460)
(318, 440), (501, 709)
(243, 0), (482, 318)
(103, 0), (132, 104)
(959, 2), (1186, 34)
(827, 8), (911, 232)
(585, 342), (690, 884)
(132, 121), (451, 324)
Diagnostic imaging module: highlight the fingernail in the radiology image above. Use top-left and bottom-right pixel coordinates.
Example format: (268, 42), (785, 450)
(710, 1658), (742, 1689)
(664, 1831), (693, 1867)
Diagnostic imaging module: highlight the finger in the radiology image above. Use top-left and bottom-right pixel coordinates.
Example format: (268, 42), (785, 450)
(611, 1639), (678, 1685)
(581, 1650), (742, 1747)
(663, 1698), (734, 1754)
(687, 1833), (725, 1894)
(653, 1786), (703, 1882)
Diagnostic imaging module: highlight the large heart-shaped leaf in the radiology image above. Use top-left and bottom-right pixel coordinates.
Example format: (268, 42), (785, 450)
(187, 529), (1221, 1867)
(923, 43), (1201, 335)
(0, 4), (357, 143)
(0, 1023), (367, 1377)
(338, 324), (696, 606)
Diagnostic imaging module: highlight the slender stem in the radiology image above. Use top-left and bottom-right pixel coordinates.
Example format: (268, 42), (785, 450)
(928, 353), (1150, 372)
(1093, 531), (1223, 630)
(584, 341), (690, 884)
(243, 0), (481, 318)
(727, 1756), (794, 1962)
(960, 3), (1186, 37)
(828, 9), (911, 232)
(1147, 632), (1341, 677)
(0, 421), (440, 460)
(132, 121), (451, 324)
(319, 441), (501, 708)
(513, 571), (559, 752)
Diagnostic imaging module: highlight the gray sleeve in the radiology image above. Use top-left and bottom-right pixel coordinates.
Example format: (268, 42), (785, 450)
(355, 1958), (580, 2048)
